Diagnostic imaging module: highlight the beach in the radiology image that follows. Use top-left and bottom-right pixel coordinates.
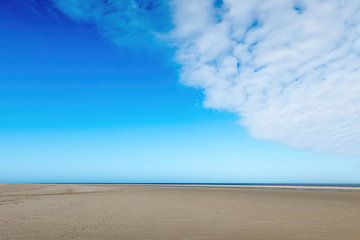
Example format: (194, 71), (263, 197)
(1, 184), (360, 240)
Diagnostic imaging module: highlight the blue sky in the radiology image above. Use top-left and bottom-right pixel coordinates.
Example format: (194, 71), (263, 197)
(1, 0), (360, 183)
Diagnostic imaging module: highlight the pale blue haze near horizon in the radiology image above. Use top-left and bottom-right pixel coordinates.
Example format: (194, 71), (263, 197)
(1, 0), (360, 184)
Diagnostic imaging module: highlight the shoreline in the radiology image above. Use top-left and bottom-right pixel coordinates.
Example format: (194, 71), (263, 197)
(2, 183), (360, 192)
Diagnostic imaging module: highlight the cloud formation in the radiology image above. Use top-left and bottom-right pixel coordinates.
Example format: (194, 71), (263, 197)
(172, 0), (360, 155)
(54, 0), (360, 155)
(53, 0), (171, 49)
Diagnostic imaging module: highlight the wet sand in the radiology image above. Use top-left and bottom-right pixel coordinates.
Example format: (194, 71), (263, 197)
(1, 184), (360, 240)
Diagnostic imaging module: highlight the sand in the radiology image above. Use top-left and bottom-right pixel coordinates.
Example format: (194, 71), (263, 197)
(1, 184), (360, 240)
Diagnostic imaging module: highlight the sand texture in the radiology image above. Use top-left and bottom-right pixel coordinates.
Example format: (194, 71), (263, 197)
(1, 184), (360, 240)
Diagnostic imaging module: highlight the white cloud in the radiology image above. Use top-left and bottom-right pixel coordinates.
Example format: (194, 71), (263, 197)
(53, 0), (170, 49)
(171, 0), (360, 155)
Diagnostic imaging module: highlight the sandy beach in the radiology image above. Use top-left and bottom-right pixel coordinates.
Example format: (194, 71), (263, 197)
(1, 184), (360, 240)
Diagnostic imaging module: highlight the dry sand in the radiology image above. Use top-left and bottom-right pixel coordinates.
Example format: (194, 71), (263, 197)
(1, 184), (360, 240)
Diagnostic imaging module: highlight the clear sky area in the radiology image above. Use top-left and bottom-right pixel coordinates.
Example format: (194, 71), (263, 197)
(1, 0), (360, 183)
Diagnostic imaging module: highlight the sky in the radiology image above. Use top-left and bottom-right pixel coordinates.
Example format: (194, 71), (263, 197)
(1, 0), (360, 184)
